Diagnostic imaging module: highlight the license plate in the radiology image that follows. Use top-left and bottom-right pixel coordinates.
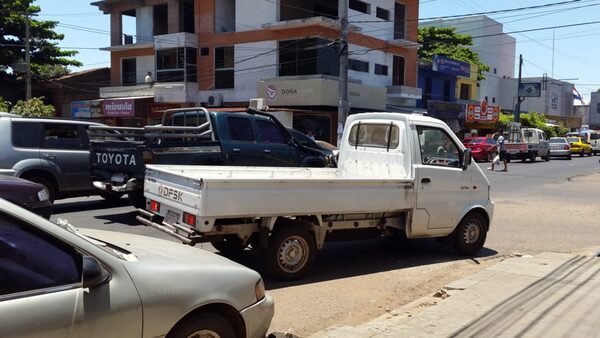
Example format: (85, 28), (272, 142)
(165, 210), (180, 224)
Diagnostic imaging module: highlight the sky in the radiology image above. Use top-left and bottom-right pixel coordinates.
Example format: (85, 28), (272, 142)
(36, 0), (600, 103)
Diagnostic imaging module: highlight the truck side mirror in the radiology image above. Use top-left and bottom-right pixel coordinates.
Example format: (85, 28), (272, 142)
(461, 149), (472, 170)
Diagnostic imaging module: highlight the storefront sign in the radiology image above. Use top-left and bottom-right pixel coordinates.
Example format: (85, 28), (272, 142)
(258, 77), (387, 110)
(466, 103), (499, 122)
(102, 99), (135, 117)
(71, 100), (102, 118)
(432, 55), (470, 78)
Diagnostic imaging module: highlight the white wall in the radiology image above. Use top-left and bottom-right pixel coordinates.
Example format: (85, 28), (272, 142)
(348, 44), (391, 88)
(589, 92), (600, 128)
(136, 6), (153, 44)
(349, 0), (396, 41)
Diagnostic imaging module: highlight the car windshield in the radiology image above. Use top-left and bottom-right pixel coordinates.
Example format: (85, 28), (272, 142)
(566, 137), (579, 143)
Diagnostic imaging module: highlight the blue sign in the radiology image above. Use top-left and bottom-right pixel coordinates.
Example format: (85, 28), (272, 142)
(432, 55), (471, 78)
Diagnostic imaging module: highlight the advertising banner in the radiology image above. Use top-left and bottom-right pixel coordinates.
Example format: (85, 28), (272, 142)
(71, 100), (103, 118)
(466, 103), (499, 122)
(432, 55), (471, 78)
(102, 99), (135, 117)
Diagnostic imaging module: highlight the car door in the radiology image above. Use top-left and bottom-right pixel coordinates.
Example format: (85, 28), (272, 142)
(40, 123), (91, 192)
(538, 131), (549, 156)
(255, 119), (302, 166)
(0, 213), (82, 338)
(223, 116), (266, 166)
(8, 121), (42, 173)
(414, 125), (472, 229)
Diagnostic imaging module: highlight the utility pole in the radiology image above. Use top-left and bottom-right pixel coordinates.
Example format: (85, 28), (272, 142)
(337, 0), (349, 146)
(24, 12), (33, 100)
(514, 54), (523, 122)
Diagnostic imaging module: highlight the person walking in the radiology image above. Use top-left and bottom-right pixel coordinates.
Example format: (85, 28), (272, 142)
(490, 128), (508, 172)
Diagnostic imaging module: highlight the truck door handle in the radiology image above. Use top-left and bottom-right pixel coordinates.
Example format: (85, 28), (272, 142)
(264, 149), (271, 154)
(232, 148), (240, 153)
(43, 153), (57, 160)
(421, 178), (431, 184)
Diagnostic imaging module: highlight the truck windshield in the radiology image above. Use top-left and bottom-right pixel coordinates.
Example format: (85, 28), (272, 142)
(348, 124), (399, 149)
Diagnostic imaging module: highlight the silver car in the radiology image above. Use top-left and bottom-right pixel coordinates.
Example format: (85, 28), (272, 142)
(549, 137), (572, 160)
(0, 198), (274, 338)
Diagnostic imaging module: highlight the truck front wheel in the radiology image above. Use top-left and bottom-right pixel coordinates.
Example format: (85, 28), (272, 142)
(263, 226), (316, 280)
(453, 212), (488, 255)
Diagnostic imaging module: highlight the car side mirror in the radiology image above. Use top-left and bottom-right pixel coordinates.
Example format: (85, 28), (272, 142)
(462, 148), (472, 170)
(82, 256), (110, 288)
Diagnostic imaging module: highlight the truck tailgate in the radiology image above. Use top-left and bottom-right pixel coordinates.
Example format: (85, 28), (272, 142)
(144, 165), (415, 225)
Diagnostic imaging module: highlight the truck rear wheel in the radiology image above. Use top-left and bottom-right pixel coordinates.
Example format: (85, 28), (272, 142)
(529, 152), (536, 163)
(453, 212), (487, 256)
(263, 226), (316, 280)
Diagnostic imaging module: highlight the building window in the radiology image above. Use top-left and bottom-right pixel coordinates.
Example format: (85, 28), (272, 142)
(215, 46), (234, 89)
(153, 4), (168, 36)
(374, 64), (388, 76)
(492, 97), (496, 103)
(279, 0), (338, 21)
(392, 55), (405, 86)
(376, 7), (390, 20)
(121, 58), (136, 85)
(278, 38), (339, 77)
(156, 47), (197, 83)
(349, 59), (369, 73)
(181, 0), (195, 33)
(349, 0), (370, 14)
(460, 83), (471, 100)
(493, 68), (497, 74)
(394, 3), (406, 40)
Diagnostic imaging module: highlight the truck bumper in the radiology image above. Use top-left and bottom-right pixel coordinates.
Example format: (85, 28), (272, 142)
(93, 178), (140, 193)
(240, 295), (274, 338)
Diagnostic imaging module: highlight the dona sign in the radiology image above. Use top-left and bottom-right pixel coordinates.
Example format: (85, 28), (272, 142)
(102, 99), (135, 117)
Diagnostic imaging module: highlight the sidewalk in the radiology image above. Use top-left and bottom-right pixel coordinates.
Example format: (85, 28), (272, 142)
(309, 252), (600, 338)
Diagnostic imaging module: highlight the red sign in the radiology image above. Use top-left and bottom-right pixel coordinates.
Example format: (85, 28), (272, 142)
(102, 99), (135, 117)
(466, 104), (499, 122)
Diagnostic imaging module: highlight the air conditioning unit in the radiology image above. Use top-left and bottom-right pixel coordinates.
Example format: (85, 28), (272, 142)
(249, 98), (266, 110)
(207, 94), (223, 107)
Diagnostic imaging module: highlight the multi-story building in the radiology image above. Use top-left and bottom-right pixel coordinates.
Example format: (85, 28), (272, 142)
(587, 92), (600, 129)
(92, 0), (422, 143)
(421, 15), (516, 110)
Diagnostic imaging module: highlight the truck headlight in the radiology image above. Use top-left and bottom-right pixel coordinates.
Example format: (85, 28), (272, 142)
(255, 278), (266, 301)
(37, 189), (49, 202)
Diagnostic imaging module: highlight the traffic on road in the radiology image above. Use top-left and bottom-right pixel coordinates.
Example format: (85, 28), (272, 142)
(1, 109), (599, 337)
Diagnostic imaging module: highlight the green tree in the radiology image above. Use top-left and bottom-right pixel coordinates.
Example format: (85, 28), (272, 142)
(0, 0), (81, 80)
(10, 97), (54, 117)
(0, 97), (10, 112)
(418, 26), (490, 81)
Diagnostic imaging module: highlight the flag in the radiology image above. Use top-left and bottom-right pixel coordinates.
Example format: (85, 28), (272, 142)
(573, 86), (585, 104)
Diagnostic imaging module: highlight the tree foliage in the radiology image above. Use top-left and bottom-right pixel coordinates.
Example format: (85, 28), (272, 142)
(10, 97), (55, 117)
(0, 0), (81, 80)
(418, 26), (490, 81)
(498, 111), (568, 137)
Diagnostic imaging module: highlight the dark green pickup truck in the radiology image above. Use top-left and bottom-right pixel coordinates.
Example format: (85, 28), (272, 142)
(89, 108), (331, 207)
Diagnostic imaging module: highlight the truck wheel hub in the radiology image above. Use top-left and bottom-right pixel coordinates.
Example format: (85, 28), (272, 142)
(278, 236), (308, 273)
(464, 222), (480, 244)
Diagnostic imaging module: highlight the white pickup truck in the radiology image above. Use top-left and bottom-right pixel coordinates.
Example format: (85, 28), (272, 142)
(138, 113), (494, 280)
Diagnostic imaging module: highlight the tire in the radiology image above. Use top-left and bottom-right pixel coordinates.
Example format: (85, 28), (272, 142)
(453, 212), (488, 256)
(580, 150), (585, 157)
(544, 152), (550, 161)
(588, 150), (593, 157)
(167, 312), (236, 338)
(529, 152), (536, 163)
(26, 176), (56, 203)
(262, 225), (316, 280)
(99, 191), (124, 201)
(567, 154), (572, 160)
(521, 154), (527, 163)
(212, 235), (247, 256)
(128, 190), (146, 209)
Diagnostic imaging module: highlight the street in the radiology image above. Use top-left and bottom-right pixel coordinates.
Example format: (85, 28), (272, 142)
(50, 155), (600, 336)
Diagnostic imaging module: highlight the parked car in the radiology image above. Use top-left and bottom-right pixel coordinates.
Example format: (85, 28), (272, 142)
(0, 176), (52, 218)
(566, 136), (593, 157)
(287, 128), (337, 166)
(462, 136), (498, 162)
(548, 137), (572, 160)
(0, 198), (274, 338)
(0, 113), (108, 202)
